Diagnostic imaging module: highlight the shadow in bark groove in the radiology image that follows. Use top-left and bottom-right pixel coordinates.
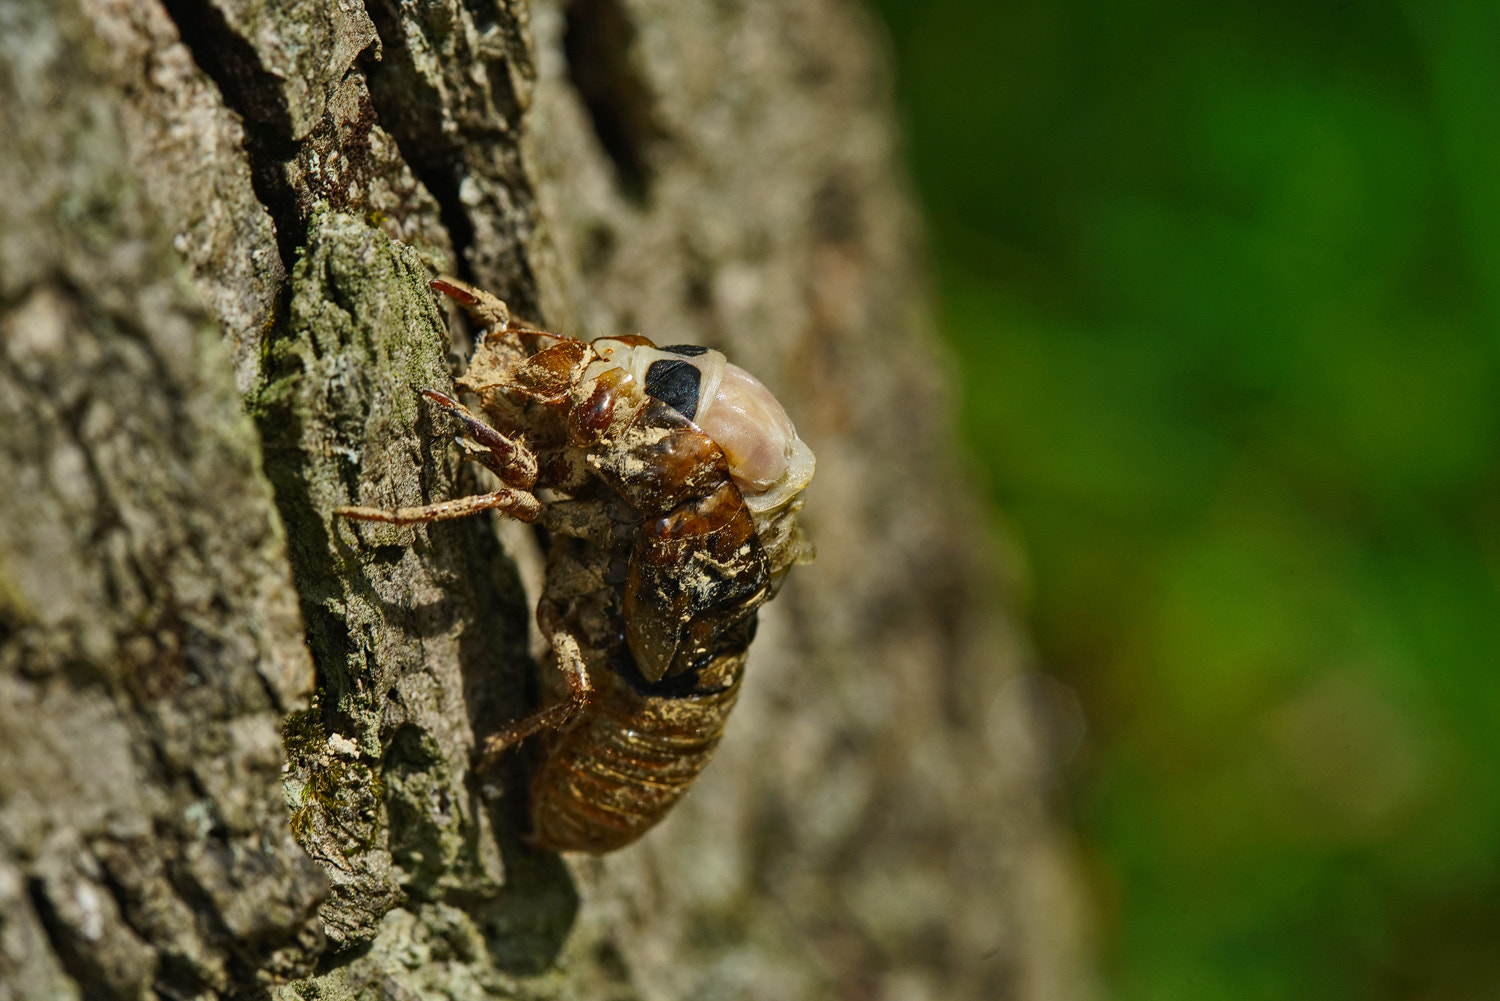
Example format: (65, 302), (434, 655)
(453, 517), (579, 975)
(481, 812), (579, 974)
(361, 0), (480, 281)
(563, 0), (667, 206)
(157, 0), (304, 270)
(24, 876), (117, 1001)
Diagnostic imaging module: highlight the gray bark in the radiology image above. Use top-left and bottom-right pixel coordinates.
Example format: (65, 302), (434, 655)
(0, 1), (1095, 999)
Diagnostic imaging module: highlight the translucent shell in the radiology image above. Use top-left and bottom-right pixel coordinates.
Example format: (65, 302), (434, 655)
(592, 340), (815, 508)
(694, 362), (792, 490)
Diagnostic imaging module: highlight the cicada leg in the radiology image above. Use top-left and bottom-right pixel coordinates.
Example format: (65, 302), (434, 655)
(336, 489), (539, 525)
(337, 389), (541, 524)
(429, 275), (510, 328)
(475, 625), (592, 771)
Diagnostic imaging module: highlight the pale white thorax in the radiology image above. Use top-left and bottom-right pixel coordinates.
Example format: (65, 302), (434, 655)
(590, 339), (815, 516)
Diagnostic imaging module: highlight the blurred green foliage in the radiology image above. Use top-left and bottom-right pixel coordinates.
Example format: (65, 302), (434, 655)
(867, 1), (1500, 998)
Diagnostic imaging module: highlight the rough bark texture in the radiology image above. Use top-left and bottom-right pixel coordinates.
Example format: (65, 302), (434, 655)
(0, 1), (1095, 1000)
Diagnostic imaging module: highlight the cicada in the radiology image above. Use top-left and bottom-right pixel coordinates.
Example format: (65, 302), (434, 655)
(338, 278), (815, 852)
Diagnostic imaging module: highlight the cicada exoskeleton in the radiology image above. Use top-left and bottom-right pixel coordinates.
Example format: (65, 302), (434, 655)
(338, 278), (814, 852)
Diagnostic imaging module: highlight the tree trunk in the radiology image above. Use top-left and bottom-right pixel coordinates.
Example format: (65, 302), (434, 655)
(0, 1), (1095, 999)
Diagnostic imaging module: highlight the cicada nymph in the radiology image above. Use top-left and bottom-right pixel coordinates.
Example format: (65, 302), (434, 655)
(338, 278), (815, 852)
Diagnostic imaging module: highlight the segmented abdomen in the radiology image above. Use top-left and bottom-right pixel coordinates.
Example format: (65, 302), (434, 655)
(529, 652), (745, 853)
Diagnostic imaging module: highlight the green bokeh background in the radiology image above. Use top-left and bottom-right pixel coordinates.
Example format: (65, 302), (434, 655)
(866, 2), (1500, 998)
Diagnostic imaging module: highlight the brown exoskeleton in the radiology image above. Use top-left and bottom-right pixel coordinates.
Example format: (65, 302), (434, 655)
(338, 278), (815, 852)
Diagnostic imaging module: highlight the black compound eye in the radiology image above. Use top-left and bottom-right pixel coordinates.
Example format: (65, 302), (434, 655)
(644, 359), (702, 420)
(661, 344), (708, 357)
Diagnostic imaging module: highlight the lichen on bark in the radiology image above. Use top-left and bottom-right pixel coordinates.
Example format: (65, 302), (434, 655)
(251, 210), (560, 957)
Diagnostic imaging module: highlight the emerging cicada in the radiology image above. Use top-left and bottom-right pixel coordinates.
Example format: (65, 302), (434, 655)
(338, 278), (815, 852)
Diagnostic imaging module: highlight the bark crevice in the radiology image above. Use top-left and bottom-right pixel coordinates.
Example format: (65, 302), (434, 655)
(562, 0), (664, 205)
(156, 0), (305, 269)
(358, 8), (472, 279)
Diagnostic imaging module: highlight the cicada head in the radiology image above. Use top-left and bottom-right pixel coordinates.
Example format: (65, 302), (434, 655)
(592, 339), (816, 516)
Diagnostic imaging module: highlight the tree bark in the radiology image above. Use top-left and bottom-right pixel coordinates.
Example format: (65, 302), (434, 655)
(0, 1), (1095, 999)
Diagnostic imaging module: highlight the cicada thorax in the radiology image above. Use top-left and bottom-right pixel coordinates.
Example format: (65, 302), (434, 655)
(555, 359), (773, 686)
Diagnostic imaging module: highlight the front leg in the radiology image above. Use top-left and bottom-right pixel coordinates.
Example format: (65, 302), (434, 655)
(419, 388), (537, 489)
(336, 388), (541, 525)
(430, 276), (511, 329)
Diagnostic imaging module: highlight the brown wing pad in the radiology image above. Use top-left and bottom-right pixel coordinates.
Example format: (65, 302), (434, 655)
(624, 481), (770, 682)
(508, 340), (591, 403)
(603, 334), (655, 348)
(565, 366), (637, 445)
